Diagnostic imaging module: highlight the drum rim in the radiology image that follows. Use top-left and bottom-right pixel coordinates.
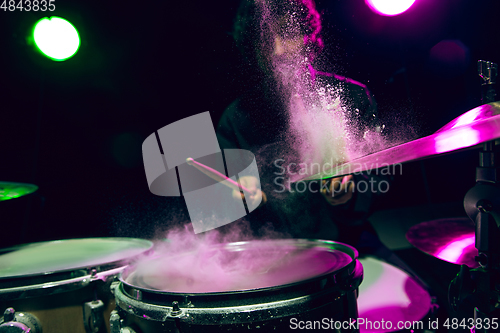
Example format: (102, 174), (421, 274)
(0, 237), (153, 288)
(118, 238), (360, 306)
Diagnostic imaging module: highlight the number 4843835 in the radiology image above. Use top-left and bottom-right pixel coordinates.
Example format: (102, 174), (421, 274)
(1, 0), (56, 11)
(443, 318), (498, 330)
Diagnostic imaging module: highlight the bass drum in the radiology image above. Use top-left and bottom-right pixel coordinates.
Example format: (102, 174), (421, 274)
(0, 238), (153, 333)
(112, 239), (363, 332)
(357, 256), (432, 333)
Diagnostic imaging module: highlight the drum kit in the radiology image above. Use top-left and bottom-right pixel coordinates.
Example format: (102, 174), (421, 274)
(0, 60), (499, 332)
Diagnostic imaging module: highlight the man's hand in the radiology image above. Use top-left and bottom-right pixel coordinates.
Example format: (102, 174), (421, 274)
(232, 176), (267, 208)
(320, 175), (354, 206)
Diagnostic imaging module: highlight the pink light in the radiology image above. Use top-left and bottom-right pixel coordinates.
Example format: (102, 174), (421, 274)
(365, 0), (416, 16)
(428, 40), (470, 78)
(435, 103), (497, 133)
(357, 257), (431, 332)
(436, 235), (475, 264)
(434, 127), (480, 153)
(451, 106), (483, 129)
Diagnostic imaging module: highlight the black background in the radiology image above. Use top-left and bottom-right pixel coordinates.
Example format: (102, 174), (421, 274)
(1, 0), (499, 247)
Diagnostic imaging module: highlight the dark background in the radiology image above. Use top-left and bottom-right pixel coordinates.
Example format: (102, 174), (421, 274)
(1, 0), (499, 247)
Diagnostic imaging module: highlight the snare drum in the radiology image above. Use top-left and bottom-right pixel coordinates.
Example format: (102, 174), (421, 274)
(0, 238), (152, 333)
(111, 239), (363, 332)
(357, 257), (431, 333)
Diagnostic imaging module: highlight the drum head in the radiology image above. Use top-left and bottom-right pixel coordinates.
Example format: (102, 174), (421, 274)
(0, 238), (153, 279)
(357, 257), (431, 333)
(122, 239), (356, 293)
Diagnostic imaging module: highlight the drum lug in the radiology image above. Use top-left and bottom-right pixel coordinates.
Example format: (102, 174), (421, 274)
(0, 308), (42, 333)
(83, 300), (105, 333)
(110, 310), (137, 333)
(110, 281), (120, 295)
(170, 301), (182, 317)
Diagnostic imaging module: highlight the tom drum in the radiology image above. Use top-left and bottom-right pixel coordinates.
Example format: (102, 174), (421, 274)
(111, 239), (363, 332)
(0, 237), (153, 333)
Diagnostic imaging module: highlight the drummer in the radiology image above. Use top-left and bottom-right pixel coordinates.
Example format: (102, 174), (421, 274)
(216, 0), (390, 255)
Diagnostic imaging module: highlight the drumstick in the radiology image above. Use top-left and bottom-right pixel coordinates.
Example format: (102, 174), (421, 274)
(186, 157), (254, 194)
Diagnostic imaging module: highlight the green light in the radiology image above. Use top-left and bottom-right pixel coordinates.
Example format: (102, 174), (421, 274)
(33, 17), (80, 61)
(0, 182), (38, 201)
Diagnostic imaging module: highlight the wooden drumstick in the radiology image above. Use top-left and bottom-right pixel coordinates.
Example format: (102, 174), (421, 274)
(186, 157), (254, 194)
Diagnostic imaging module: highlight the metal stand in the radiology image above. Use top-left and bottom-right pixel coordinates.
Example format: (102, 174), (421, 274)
(449, 61), (500, 332)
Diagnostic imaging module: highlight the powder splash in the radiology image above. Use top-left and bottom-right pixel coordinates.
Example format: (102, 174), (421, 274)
(125, 224), (352, 293)
(252, 0), (395, 184)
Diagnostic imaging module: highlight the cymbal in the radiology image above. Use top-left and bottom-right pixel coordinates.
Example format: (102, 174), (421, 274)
(299, 102), (500, 180)
(406, 217), (478, 268)
(435, 101), (500, 133)
(0, 182), (38, 201)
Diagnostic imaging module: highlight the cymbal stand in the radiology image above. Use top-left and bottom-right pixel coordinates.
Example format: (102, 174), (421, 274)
(449, 61), (500, 332)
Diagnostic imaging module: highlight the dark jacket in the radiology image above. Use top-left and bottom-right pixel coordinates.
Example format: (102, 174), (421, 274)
(216, 70), (389, 251)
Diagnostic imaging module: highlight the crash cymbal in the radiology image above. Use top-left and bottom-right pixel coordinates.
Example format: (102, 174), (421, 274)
(299, 102), (500, 180)
(0, 182), (38, 201)
(435, 101), (500, 133)
(406, 217), (478, 268)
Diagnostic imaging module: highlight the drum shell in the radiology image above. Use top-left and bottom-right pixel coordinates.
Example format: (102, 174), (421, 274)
(0, 278), (115, 333)
(0, 238), (153, 333)
(113, 239), (363, 333)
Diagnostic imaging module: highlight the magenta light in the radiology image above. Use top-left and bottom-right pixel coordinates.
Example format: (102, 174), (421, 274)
(365, 0), (416, 16)
(357, 257), (431, 332)
(428, 40), (470, 77)
(451, 107), (483, 129)
(434, 127), (480, 153)
(435, 103), (497, 133)
(436, 235), (475, 264)
(430, 40), (468, 66)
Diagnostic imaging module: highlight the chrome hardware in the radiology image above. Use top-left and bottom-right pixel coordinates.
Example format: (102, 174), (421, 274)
(83, 300), (105, 333)
(0, 308), (41, 333)
(110, 310), (136, 333)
